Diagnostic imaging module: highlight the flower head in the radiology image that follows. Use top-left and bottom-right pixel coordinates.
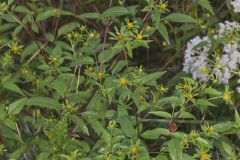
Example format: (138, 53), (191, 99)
(98, 72), (103, 79)
(117, 34), (124, 41)
(223, 91), (231, 102)
(160, 0), (168, 10)
(127, 22), (134, 29)
(131, 146), (139, 155)
(136, 34), (143, 40)
(119, 78), (127, 86)
(159, 84), (168, 94)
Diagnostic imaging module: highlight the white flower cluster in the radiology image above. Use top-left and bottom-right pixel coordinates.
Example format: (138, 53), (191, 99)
(183, 21), (240, 91)
(232, 0), (240, 13)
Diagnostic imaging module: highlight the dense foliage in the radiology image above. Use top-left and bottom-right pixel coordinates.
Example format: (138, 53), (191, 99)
(0, 0), (240, 159)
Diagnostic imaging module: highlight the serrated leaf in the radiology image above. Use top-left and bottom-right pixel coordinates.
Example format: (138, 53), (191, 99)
(70, 56), (94, 66)
(1, 14), (17, 22)
(8, 98), (27, 115)
(57, 22), (79, 37)
(70, 115), (89, 136)
(197, 99), (216, 107)
(150, 111), (172, 118)
(14, 6), (32, 14)
(197, 0), (214, 15)
(178, 111), (196, 120)
(168, 139), (183, 160)
(203, 87), (222, 96)
(156, 22), (170, 45)
(140, 71), (166, 84)
(119, 116), (134, 137)
(3, 81), (25, 96)
(25, 97), (60, 110)
(165, 13), (196, 23)
(103, 6), (129, 17)
(79, 12), (100, 19)
(142, 128), (170, 139)
(213, 122), (235, 133)
(36, 8), (54, 21)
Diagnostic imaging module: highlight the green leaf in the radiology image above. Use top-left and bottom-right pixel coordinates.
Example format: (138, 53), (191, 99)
(196, 99), (216, 107)
(165, 13), (196, 23)
(8, 98), (27, 115)
(142, 128), (170, 139)
(25, 97), (60, 110)
(203, 87), (221, 96)
(140, 71), (166, 84)
(70, 115), (89, 136)
(3, 81), (25, 96)
(103, 6), (129, 17)
(111, 60), (126, 74)
(79, 12), (100, 19)
(197, 0), (214, 15)
(14, 6), (32, 14)
(178, 111), (196, 119)
(1, 14), (17, 22)
(119, 116), (134, 137)
(57, 22), (79, 37)
(156, 22), (170, 45)
(0, 23), (17, 33)
(213, 122), (235, 133)
(52, 78), (66, 97)
(150, 111), (171, 118)
(235, 109), (240, 127)
(70, 56), (94, 66)
(168, 139), (183, 160)
(36, 8), (54, 21)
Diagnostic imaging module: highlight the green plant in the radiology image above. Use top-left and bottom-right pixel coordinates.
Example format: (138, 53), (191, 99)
(0, 0), (240, 160)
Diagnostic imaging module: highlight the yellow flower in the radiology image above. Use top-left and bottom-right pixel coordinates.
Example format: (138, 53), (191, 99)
(119, 78), (127, 86)
(21, 68), (29, 75)
(66, 103), (73, 110)
(74, 32), (79, 38)
(117, 34), (124, 41)
(162, 41), (167, 47)
(87, 67), (94, 72)
(201, 66), (207, 74)
(49, 56), (59, 63)
(145, 24), (151, 31)
(182, 82), (190, 92)
(199, 151), (209, 160)
(67, 33), (72, 39)
(160, 84), (168, 94)
(12, 35), (17, 41)
(209, 28), (216, 34)
(89, 32), (95, 38)
(227, 35), (235, 44)
(11, 46), (20, 53)
(140, 95), (145, 101)
(127, 22), (134, 29)
(160, 1), (168, 10)
(208, 126), (214, 132)
(136, 34), (143, 40)
(117, 149), (123, 156)
(47, 133), (53, 139)
(80, 25), (87, 31)
(215, 63), (221, 69)
(185, 93), (193, 101)
(131, 146), (139, 155)
(223, 91), (231, 101)
(108, 120), (116, 129)
(98, 72), (103, 79)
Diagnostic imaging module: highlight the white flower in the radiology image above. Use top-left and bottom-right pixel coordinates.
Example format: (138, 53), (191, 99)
(183, 21), (240, 85)
(237, 86), (240, 93)
(232, 0), (240, 13)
